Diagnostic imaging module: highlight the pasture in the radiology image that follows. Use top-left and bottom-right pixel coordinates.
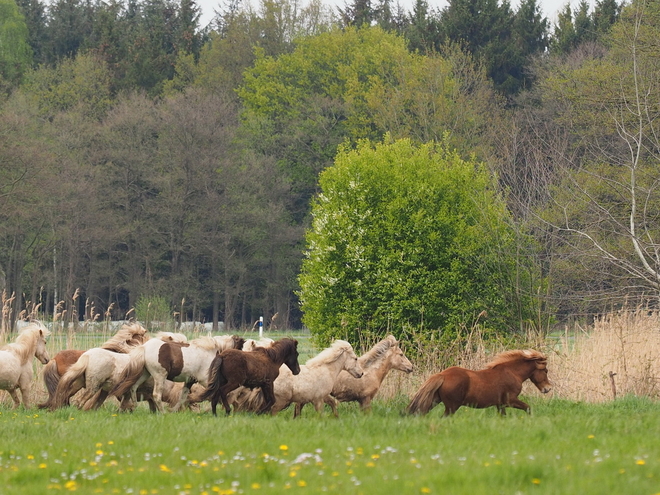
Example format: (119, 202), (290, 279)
(1, 397), (660, 494)
(2, 310), (660, 494)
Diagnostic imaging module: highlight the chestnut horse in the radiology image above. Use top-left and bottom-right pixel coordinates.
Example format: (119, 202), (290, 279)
(324, 335), (413, 414)
(38, 323), (149, 409)
(406, 349), (551, 416)
(200, 337), (300, 416)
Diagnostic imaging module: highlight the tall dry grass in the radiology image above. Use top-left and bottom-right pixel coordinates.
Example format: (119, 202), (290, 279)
(379, 308), (660, 404)
(548, 308), (660, 402)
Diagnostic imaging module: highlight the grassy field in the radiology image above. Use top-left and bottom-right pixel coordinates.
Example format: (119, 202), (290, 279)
(1, 396), (659, 494)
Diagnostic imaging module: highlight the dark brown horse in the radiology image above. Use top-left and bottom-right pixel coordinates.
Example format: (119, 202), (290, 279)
(200, 337), (301, 416)
(406, 349), (551, 416)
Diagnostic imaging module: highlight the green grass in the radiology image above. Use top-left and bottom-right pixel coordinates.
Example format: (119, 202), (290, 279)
(1, 396), (659, 494)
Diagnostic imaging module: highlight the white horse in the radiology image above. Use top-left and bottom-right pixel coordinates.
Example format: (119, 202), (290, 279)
(0, 323), (50, 408)
(242, 340), (364, 418)
(323, 335), (413, 413)
(110, 334), (245, 412)
(50, 328), (183, 411)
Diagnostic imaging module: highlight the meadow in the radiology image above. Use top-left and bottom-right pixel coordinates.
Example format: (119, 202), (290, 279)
(2, 308), (660, 494)
(1, 397), (660, 494)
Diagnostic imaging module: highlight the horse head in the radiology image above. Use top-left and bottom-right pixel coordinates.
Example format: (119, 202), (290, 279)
(529, 357), (551, 394)
(283, 339), (301, 375)
(35, 329), (50, 365)
(391, 343), (413, 374)
(343, 345), (364, 379)
(232, 335), (246, 350)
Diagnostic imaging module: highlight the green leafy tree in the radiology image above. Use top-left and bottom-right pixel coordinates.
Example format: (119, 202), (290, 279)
(299, 138), (542, 345)
(0, 0), (33, 88)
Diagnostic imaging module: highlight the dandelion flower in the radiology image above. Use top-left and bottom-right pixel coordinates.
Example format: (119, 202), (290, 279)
(421, 488), (431, 494)
(280, 445), (289, 452)
(159, 464), (172, 473)
(297, 480), (307, 487)
(636, 459), (646, 466)
(532, 478), (541, 485)
(251, 483), (261, 489)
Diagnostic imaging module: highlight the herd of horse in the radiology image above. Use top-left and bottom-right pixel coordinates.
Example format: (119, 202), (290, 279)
(0, 322), (552, 417)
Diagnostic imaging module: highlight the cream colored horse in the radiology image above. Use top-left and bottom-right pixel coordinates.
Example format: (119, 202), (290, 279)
(323, 335), (413, 414)
(244, 340), (364, 418)
(50, 328), (182, 411)
(110, 334), (244, 412)
(0, 323), (50, 408)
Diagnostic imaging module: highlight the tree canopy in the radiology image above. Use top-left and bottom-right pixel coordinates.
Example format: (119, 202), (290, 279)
(299, 138), (543, 345)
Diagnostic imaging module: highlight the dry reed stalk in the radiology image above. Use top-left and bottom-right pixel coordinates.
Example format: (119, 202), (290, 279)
(548, 308), (660, 402)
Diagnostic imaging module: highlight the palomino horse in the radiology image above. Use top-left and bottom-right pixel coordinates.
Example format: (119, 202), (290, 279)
(406, 349), (551, 416)
(38, 322), (149, 409)
(200, 337), (300, 416)
(0, 322), (50, 408)
(50, 329), (183, 411)
(241, 340), (364, 418)
(323, 335), (413, 414)
(110, 334), (245, 412)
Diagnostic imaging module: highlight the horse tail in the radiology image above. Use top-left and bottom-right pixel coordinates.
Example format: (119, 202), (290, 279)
(406, 374), (444, 415)
(37, 359), (61, 409)
(51, 354), (90, 410)
(199, 353), (226, 403)
(109, 346), (146, 398)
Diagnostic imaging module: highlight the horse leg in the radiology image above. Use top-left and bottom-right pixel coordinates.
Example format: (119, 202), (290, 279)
(172, 379), (195, 412)
(358, 397), (373, 413)
(7, 388), (22, 409)
(257, 383), (276, 415)
(324, 396), (339, 417)
(507, 398), (530, 413)
(18, 372), (33, 408)
(151, 376), (168, 413)
(219, 384), (236, 416)
(84, 389), (109, 411)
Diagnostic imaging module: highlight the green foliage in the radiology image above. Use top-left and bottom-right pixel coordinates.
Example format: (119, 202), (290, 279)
(298, 137), (542, 345)
(22, 53), (113, 120)
(134, 295), (173, 327)
(0, 0), (33, 88)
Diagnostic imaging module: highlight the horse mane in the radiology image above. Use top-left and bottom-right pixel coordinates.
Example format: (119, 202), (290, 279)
(359, 335), (397, 368)
(306, 340), (352, 368)
(1, 323), (50, 364)
(485, 349), (547, 368)
(260, 337), (296, 361)
(190, 335), (218, 350)
(155, 332), (188, 343)
(101, 323), (148, 353)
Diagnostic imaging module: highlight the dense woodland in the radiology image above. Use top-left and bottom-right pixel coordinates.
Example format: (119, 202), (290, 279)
(1, 0), (659, 336)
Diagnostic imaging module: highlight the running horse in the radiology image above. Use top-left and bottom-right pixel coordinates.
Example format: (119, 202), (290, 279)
(406, 349), (551, 416)
(38, 322), (149, 409)
(200, 337), (300, 416)
(110, 334), (245, 412)
(0, 323), (50, 408)
(324, 335), (412, 414)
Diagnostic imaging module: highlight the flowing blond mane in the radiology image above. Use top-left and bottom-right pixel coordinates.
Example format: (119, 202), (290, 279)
(359, 335), (396, 368)
(101, 323), (148, 353)
(155, 332), (187, 343)
(189, 335), (218, 351)
(1, 323), (50, 364)
(306, 340), (353, 368)
(485, 349), (546, 368)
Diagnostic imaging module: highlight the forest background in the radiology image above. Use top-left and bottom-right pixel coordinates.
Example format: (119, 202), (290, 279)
(1, 0), (657, 343)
